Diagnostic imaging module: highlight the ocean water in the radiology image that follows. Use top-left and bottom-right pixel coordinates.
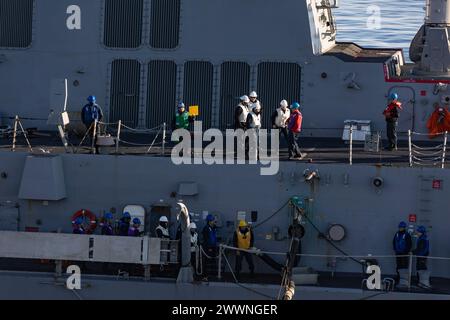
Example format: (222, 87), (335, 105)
(333, 0), (426, 58)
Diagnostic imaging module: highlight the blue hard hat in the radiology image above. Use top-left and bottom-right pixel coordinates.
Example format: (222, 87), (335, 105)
(132, 218), (141, 225)
(104, 212), (113, 220)
(87, 95), (96, 103)
(291, 102), (300, 109)
(123, 212), (131, 218)
(206, 214), (215, 222)
(74, 217), (84, 225)
(398, 221), (407, 229)
(417, 225), (427, 233)
(390, 93), (399, 101)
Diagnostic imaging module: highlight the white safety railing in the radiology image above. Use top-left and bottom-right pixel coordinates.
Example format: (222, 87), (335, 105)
(408, 130), (448, 169)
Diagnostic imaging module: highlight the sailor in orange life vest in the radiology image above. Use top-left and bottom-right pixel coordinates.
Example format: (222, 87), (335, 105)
(232, 220), (255, 279)
(383, 93), (402, 150)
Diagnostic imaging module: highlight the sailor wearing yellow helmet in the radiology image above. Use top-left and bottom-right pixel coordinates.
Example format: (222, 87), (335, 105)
(233, 220), (255, 279)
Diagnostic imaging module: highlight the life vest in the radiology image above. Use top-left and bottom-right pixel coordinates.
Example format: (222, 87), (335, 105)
(82, 104), (102, 124)
(415, 235), (430, 256)
(275, 108), (290, 128)
(288, 110), (303, 133)
(248, 111), (261, 129)
(205, 225), (217, 247)
(394, 232), (407, 254)
(236, 229), (252, 249)
(383, 101), (402, 120)
(156, 225), (170, 238)
(175, 111), (191, 129)
(249, 100), (261, 112)
(128, 227), (140, 237)
(190, 232), (198, 252)
(426, 107), (450, 139)
(237, 104), (249, 123)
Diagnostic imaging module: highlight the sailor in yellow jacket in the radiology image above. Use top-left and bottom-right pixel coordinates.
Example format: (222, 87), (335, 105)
(232, 220), (255, 279)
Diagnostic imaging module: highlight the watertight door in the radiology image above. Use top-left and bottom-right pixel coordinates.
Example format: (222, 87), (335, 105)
(0, 206), (18, 231)
(388, 86), (415, 133)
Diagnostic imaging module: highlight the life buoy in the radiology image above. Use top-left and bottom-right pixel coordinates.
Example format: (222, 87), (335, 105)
(71, 209), (97, 234)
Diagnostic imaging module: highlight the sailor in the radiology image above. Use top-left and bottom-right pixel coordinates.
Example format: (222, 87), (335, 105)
(72, 217), (85, 235)
(271, 99), (291, 145)
(392, 221), (412, 283)
(201, 214), (218, 281)
(81, 95), (103, 129)
(171, 102), (194, 131)
(233, 220), (255, 279)
(234, 96), (250, 130)
(248, 91), (262, 112)
(413, 225), (430, 287)
(287, 102), (306, 160)
(190, 222), (199, 268)
(117, 212), (131, 236)
(81, 95), (103, 153)
(246, 103), (262, 160)
(383, 92), (402, 150)
(100, 212), (114, 236)
(128, 218), (142, 237)
(156, 216), (171, 239)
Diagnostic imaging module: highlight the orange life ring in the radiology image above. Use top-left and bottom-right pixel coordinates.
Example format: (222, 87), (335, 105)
(71, 209), (97, 234)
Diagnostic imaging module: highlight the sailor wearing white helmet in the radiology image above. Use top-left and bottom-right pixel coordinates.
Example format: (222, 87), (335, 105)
(248, 91), (262, 112)
(271, 99), (291, 144)
(235, 95), (250, 130)
(156, 216), (171, 239)
(246, 103), (262, 160)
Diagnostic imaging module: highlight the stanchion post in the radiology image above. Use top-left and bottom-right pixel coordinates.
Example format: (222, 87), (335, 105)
(442, 131), (448, 169)
(116, 120), (122, 154)
(349, 126), (353, 165)
(218, 245), (222, 280)
(12, 115), (19, 152)
(91, 119), (98, 154)
(408, 130), (413, 167)
(408, 253), (413, 292)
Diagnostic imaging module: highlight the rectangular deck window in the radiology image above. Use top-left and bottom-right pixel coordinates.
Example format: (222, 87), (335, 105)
(0, 0), (34, 48)
(150, 0), (181, 49)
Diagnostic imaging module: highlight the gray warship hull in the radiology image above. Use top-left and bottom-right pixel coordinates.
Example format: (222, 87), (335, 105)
(1, 0), (450, 299)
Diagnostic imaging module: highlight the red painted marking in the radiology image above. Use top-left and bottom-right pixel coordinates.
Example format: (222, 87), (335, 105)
(420, 90), (427, 96)
(432, 179), (442, 189)
(409, 214), (417, 223)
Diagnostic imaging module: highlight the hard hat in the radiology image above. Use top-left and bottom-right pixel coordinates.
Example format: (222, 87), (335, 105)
(280, 100), (288, 108)
(189, 222), (197, 229)
(159, 216), (169, 223)
(291, 102), (300, 109)
(253, 104), (261, 111)
(178, 102), (185, 109)
(74, 217), (84, 225)
(123, 212), (131, 218)
(238, 220), (248, 228)
(417, 225), (427, 233)
(132, 217), (141, 225)
(104, 212), (113, 220)
(398, 221), (407, 229)
(249, 91), (258, 98)
(206, 214), (215, 222)
(390, 93), (399, 101)
(87, 95), (96, 103)
(240, 95), (250, 103)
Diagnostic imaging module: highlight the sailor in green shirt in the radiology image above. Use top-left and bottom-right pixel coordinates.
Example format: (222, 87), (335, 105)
(172, 102), (194, 130)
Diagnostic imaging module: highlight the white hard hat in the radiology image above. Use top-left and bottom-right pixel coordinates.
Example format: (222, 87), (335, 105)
(254, 104), (261, 110)
(178, 102), (185, 109)
(189, 222), (197, 229)
(249, 91), (258, 98)
(240, 95), (250, 103)
(159, 216), (169, 223)
(280, 100), (288, 108)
